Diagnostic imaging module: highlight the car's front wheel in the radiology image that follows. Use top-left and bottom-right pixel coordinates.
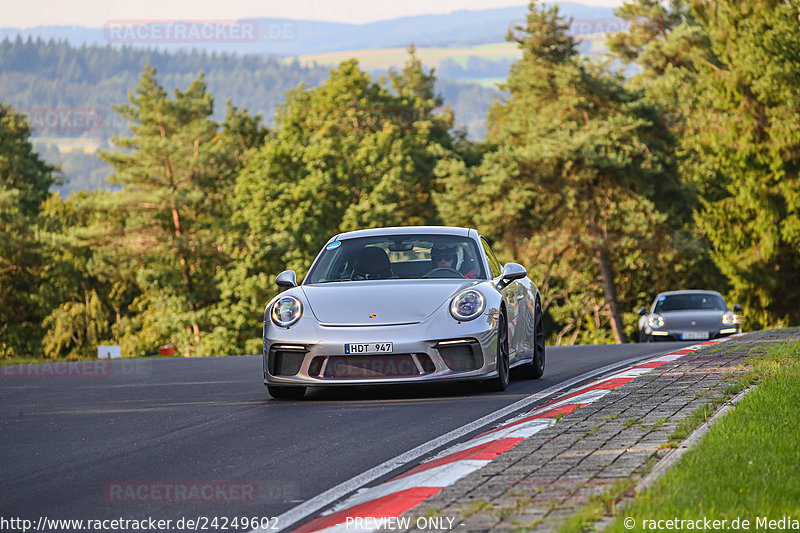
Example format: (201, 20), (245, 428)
(485, 312), (510, 392)
(267, 385), (306, 400)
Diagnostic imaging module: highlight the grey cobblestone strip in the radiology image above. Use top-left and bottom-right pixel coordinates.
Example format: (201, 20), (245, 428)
(401, 329), (800, 532)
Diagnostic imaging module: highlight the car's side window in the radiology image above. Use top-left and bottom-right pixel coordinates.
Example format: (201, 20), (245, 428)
(480, 237), (502, 278)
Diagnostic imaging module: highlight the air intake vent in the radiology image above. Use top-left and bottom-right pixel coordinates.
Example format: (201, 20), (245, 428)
(268, 345), (306, 376)
(437, 341), (483, 371)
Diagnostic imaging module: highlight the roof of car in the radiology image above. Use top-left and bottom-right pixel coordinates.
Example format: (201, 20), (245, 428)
(334, 226), (473, 240)
(655, 290), (724, 297)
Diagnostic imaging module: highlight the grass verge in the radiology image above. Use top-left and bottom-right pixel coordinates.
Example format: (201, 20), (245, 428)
(662, 378), (749, 449)
(558, 478), (637, 533)
(601, 339), (800, 531)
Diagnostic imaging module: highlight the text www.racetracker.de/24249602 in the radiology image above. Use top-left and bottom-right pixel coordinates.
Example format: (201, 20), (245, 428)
(0, 516), (280, 532)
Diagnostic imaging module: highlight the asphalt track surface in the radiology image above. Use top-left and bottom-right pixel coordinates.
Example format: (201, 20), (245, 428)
(0, 342), (692, 529)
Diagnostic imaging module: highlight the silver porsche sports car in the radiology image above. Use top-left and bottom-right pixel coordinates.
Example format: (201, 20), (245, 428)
(263, 226), (546, 399)
(637, 290), (742, 342)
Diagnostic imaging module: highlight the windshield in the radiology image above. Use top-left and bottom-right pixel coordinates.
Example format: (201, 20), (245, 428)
(305, 234), (486, 283)
(654, 293), (727, 313)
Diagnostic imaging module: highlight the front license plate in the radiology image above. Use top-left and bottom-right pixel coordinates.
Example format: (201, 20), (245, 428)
(344, 342), (393, 354)
(681, 331), (709, 340)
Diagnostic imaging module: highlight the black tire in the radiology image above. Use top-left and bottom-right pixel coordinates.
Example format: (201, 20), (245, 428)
(520, 299), (545, 379)
(267, 385), (306, 400)
(485, 312), (510, 392)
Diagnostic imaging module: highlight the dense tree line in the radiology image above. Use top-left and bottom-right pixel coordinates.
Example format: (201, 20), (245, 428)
(0, 36), (330, 143)
(0, 37), (502, 195)
(1, 0), (797, 359)
(0, 37), (331, 135)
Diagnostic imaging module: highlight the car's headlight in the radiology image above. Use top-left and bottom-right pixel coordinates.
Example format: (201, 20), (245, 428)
(648, 314), (665, 328)
(722, 312), (737, 325)
(271, 296), (303, 327)
(450, 290), (486, 321)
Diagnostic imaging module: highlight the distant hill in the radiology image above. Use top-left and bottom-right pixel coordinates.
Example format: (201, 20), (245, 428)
(0, 4), (617, 56)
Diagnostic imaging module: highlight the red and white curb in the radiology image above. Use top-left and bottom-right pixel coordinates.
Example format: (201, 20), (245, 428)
(293, 335), (743, 532)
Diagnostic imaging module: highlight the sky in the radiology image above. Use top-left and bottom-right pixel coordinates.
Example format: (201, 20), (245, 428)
(2, 0), (623, 28)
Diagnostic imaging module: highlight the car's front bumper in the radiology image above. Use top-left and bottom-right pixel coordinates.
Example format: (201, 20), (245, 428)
(263, 314), (501, 386)
(644, 326), (741, 342)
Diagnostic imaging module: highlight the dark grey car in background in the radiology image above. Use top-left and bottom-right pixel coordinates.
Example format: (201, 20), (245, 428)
(637, 290), (742, 342)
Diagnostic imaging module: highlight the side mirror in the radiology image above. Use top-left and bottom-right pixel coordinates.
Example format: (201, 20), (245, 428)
(497, 262), (526, 289)
(276, 270), (298, 288)
(733, 304), (742, 313)
(637, 307), (648, 316)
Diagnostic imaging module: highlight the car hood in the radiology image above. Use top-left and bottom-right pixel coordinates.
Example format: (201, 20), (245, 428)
(660, 310), (725, 328)
(301, 279), (477, 326)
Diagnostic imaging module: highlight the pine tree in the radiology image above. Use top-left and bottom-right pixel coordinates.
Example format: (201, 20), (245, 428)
(48, 66), (266, 357)
(0, 104), (58, 357)
(686, 0), (800, 327)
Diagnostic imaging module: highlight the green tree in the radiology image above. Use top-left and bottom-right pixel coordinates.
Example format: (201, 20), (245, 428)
(685, 0), (800, 328)
(37, 189), (138, 359)
(0, 104), (57, 357)
(48, 66), (264, 357)
(436, 2), (685, 344)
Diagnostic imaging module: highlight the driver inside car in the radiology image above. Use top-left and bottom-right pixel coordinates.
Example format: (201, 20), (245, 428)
(431, 245), (458, 271)
(428, 244), (480, 279)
